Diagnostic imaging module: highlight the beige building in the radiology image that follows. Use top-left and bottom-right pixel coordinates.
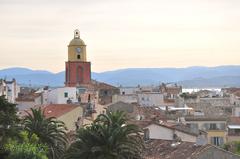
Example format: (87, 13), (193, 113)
(43, 104), (83, 131)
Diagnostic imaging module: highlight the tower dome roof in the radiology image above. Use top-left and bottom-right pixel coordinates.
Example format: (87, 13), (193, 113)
(68, 29), (86, 46)
(69, 38), (85, 46)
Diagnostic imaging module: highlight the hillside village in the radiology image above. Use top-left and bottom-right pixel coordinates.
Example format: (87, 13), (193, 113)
(1, 30), (240, 159)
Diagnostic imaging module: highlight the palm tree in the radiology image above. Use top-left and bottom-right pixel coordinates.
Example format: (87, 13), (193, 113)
(23, 108), (68, 159)
(65, 111), (143, 159)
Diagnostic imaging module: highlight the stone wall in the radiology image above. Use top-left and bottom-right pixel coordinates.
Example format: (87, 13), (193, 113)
(199, 98), (232, 107)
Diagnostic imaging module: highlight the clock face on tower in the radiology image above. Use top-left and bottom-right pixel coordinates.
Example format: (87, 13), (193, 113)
(75, 47), (81, 53)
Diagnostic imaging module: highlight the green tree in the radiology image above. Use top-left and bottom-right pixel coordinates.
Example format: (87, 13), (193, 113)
(223, 141), (240, 155)
(4, 131), (48, 159)
(65, 111), (143, 159)
(23, 108), (68, 159)
(0, 95), (20, 156)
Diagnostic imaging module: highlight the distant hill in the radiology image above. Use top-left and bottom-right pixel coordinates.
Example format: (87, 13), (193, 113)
(0, 65), (240, 88)
(91, 66), (240, 87)
(178, 76), (240, 88)
(0, 67), (52, 76)
(0, 67), (64, 87)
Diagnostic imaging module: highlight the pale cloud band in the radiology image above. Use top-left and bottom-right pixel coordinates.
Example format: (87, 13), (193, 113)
(0, 0), (239, 73)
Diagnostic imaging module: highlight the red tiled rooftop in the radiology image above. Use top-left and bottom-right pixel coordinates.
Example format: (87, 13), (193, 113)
(128, 120), (154, 129)
(223, 88), (240, 94)
(234, 91), (240, 97)
(229, 117), (240, 125)
(18, 104), (80, 119)
(43, 104), (79, 118)
(143, 139), (211, 159)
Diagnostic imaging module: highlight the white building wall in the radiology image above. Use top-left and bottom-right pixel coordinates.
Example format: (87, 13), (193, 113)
(146, 124), (173, 140)
(175, 130), (196, 142)
(0, 82), (7, 96)
(146, 124), (197, 142)
(119, 87), (140, 95)
(138, 93), (164, 107)
(42, 91), (48, 105)
(0, 80), (20, 103)
(47, 89), (58, 104)
(7, 82), (20, 103)
(47, 87), (77, 104)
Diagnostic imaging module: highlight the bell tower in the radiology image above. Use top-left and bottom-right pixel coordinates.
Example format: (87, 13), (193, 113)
(68, 29), (87, 62)
(65, 29), (91, 87)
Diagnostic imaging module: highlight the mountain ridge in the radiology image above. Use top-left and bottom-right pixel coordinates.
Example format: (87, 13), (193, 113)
(0, 65), (240, 88)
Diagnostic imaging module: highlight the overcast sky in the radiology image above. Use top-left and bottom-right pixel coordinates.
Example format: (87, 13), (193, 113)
(0, 0), (240, 73)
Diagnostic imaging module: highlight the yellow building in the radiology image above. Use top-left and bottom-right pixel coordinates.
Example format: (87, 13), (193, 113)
(185, 117), (227, 146)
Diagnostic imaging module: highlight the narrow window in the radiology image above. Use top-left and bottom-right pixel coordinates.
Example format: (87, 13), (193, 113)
(104, 90), (108, 95)
(64, 92), (68, 98)
(77, 54), (81, 59)
(88, 94), (91, 102)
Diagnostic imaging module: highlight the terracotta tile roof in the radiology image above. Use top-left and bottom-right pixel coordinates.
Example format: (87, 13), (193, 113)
(94, 82), (118, 90)
(19, 104), (80, 118)
(78, 80), (119, 92)
(108, 101), (135, 113)
(136, 106), (167, 121)
(234, 91), (240, 97)
(163, 101), (176, 106)
(223, 88), (240, 95)
(128, 120), (154, 129)
(43, 104), (79, 118)
(229, 117), (240, 125)
(143, 139), (212, 159)
(16, 92), (41, 102)
(185, 116), (227, 121)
